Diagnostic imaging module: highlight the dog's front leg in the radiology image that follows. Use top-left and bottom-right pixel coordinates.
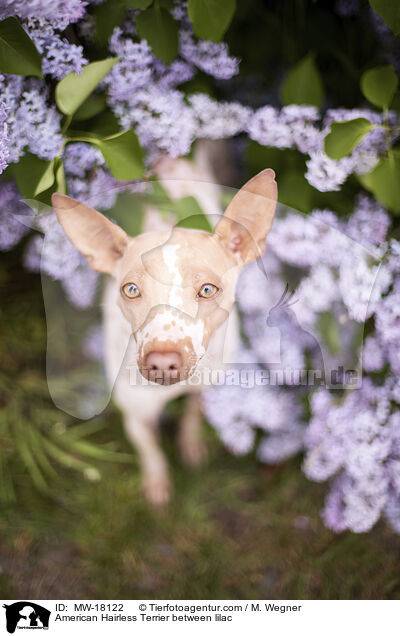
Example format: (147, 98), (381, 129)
(123, 415), (171, 506)
(179, 393), (208, 466)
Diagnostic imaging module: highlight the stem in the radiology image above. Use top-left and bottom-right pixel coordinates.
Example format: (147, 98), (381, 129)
(66, 136), (94, 143)
(56, 139), (68, 159)
(61, 115), (72, 135)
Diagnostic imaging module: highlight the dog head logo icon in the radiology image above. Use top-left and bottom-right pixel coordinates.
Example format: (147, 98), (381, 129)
(3, 602), (50, 633)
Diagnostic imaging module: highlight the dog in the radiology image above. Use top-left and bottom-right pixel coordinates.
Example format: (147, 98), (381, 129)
(51, 151), (277, 505)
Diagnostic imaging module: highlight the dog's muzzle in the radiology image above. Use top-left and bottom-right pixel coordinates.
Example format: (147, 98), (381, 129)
(140, 350), (186, 385)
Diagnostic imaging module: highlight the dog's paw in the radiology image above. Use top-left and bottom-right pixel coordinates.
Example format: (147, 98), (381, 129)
(180, 437), (208, 467)
(144, 473), (172, 506)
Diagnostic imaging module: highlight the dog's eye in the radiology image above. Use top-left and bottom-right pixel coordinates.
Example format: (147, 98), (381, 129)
(197, 283), (219, 299)
(121, 282), (141, 299)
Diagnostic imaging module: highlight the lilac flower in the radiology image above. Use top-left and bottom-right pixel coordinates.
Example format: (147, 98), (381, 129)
(335, 0), (360, 17)
(248, 104), (321, 154)
(205, 195), (400, 534)
(154, 59), (194, 90)
(0, 101), (8, 174)
(189, 94), (251, 139)
(25, 18), (88, 79)
(23, 234), (43, 271)
(375, 278), (400, 345)
(134, 88), (196, 159)
(248, 105), (294, 149)
(25, 211), (99, 309)
(105, 28), (197, 159)
(305, 152), (354, 192)
(257, 425), (305, 463)
(0, 0), (87, 29)
(346, 195), (391, 248)
(385, 490), (400, 533)
(339, 249), (391, 322)
(267, 209), (345, 269)
(83, 324), (104, 361)
(362, 335), (386, 372)
(61, 256), (98, 309)
(30, 213), (82, 279)
(64, 142), (120, 210)
(304, 378), (398, 533)
(202, 383), (304, 456)
(0, 180), (32, 250)
(248, 105), (393, 192)
(0, 75), (63, 163)
(322, 475), (347, 532)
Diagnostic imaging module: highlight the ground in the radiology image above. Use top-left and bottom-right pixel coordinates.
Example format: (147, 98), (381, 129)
(0, 244), (399, 600)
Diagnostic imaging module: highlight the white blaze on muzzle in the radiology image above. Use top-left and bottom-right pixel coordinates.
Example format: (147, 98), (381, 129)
(136, 307), (206, 361)
(161, 243), (185, 311)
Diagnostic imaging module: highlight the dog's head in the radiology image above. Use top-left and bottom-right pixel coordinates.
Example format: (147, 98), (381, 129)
(52, 169), (277, 385)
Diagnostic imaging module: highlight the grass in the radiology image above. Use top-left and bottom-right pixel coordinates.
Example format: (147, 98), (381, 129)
(0, 245), (400, 600)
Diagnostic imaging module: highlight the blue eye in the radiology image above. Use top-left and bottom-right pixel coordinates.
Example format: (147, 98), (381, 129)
(198, 283), (219, 299)
(122, 282), (140, 299)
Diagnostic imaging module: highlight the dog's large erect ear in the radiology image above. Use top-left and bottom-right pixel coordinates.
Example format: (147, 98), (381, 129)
(214, 169), (277, 265)
(52, 193), (128, 274)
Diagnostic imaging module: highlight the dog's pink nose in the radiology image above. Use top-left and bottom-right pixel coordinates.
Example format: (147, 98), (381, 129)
(146, 351), (182, 371)
(144, 351), (183, 385)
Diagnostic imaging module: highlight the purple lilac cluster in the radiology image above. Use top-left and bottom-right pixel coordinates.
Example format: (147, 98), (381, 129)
(0, 0), (87, 28)
(305, 375), (400, 533)
(0, 74), (63, 163)
(0, 101), (8, 174)
(179, 29), (239, 80)
(24, 210), (98, 309)
(104, 16), (397, 186)
(103, 15), (242, 160)
(24, 18), (88, 79)
(248, 105), (390, 191)
(63, 142), (119, 210)
(104, 27), (196, 160)
(0, 180), (32, 250)
(203, 194), (400, 533)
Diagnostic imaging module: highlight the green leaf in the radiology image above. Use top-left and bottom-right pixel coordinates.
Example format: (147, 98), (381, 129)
(359, 156), (400, 214)
(124, 0), (153, 6)
(88, 109), (121, 136)
(246, 142), (306, 176)
(281, 54), (324, 107)
(278, 171), (315, 213)
(94, 130), (145, 180)
(318, 312), (341, 355)
(136, 7), (178, 64)
(324, 118), (373, 160)
(361, 65), (398, 109)
(55, 58), (119, 116)
(390, 92), (400, 112)
(34, 159), (55, 196)
(188, 0), (236, 43)
(55, 159), (66, 194)
(73, 94), (107, 121)
(105, 192), (144, 236)
(369, 0), (400, 35)
(0, 17), (42, 77)
(94, 0), (126, 46)
(174, 196), (213, 231)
